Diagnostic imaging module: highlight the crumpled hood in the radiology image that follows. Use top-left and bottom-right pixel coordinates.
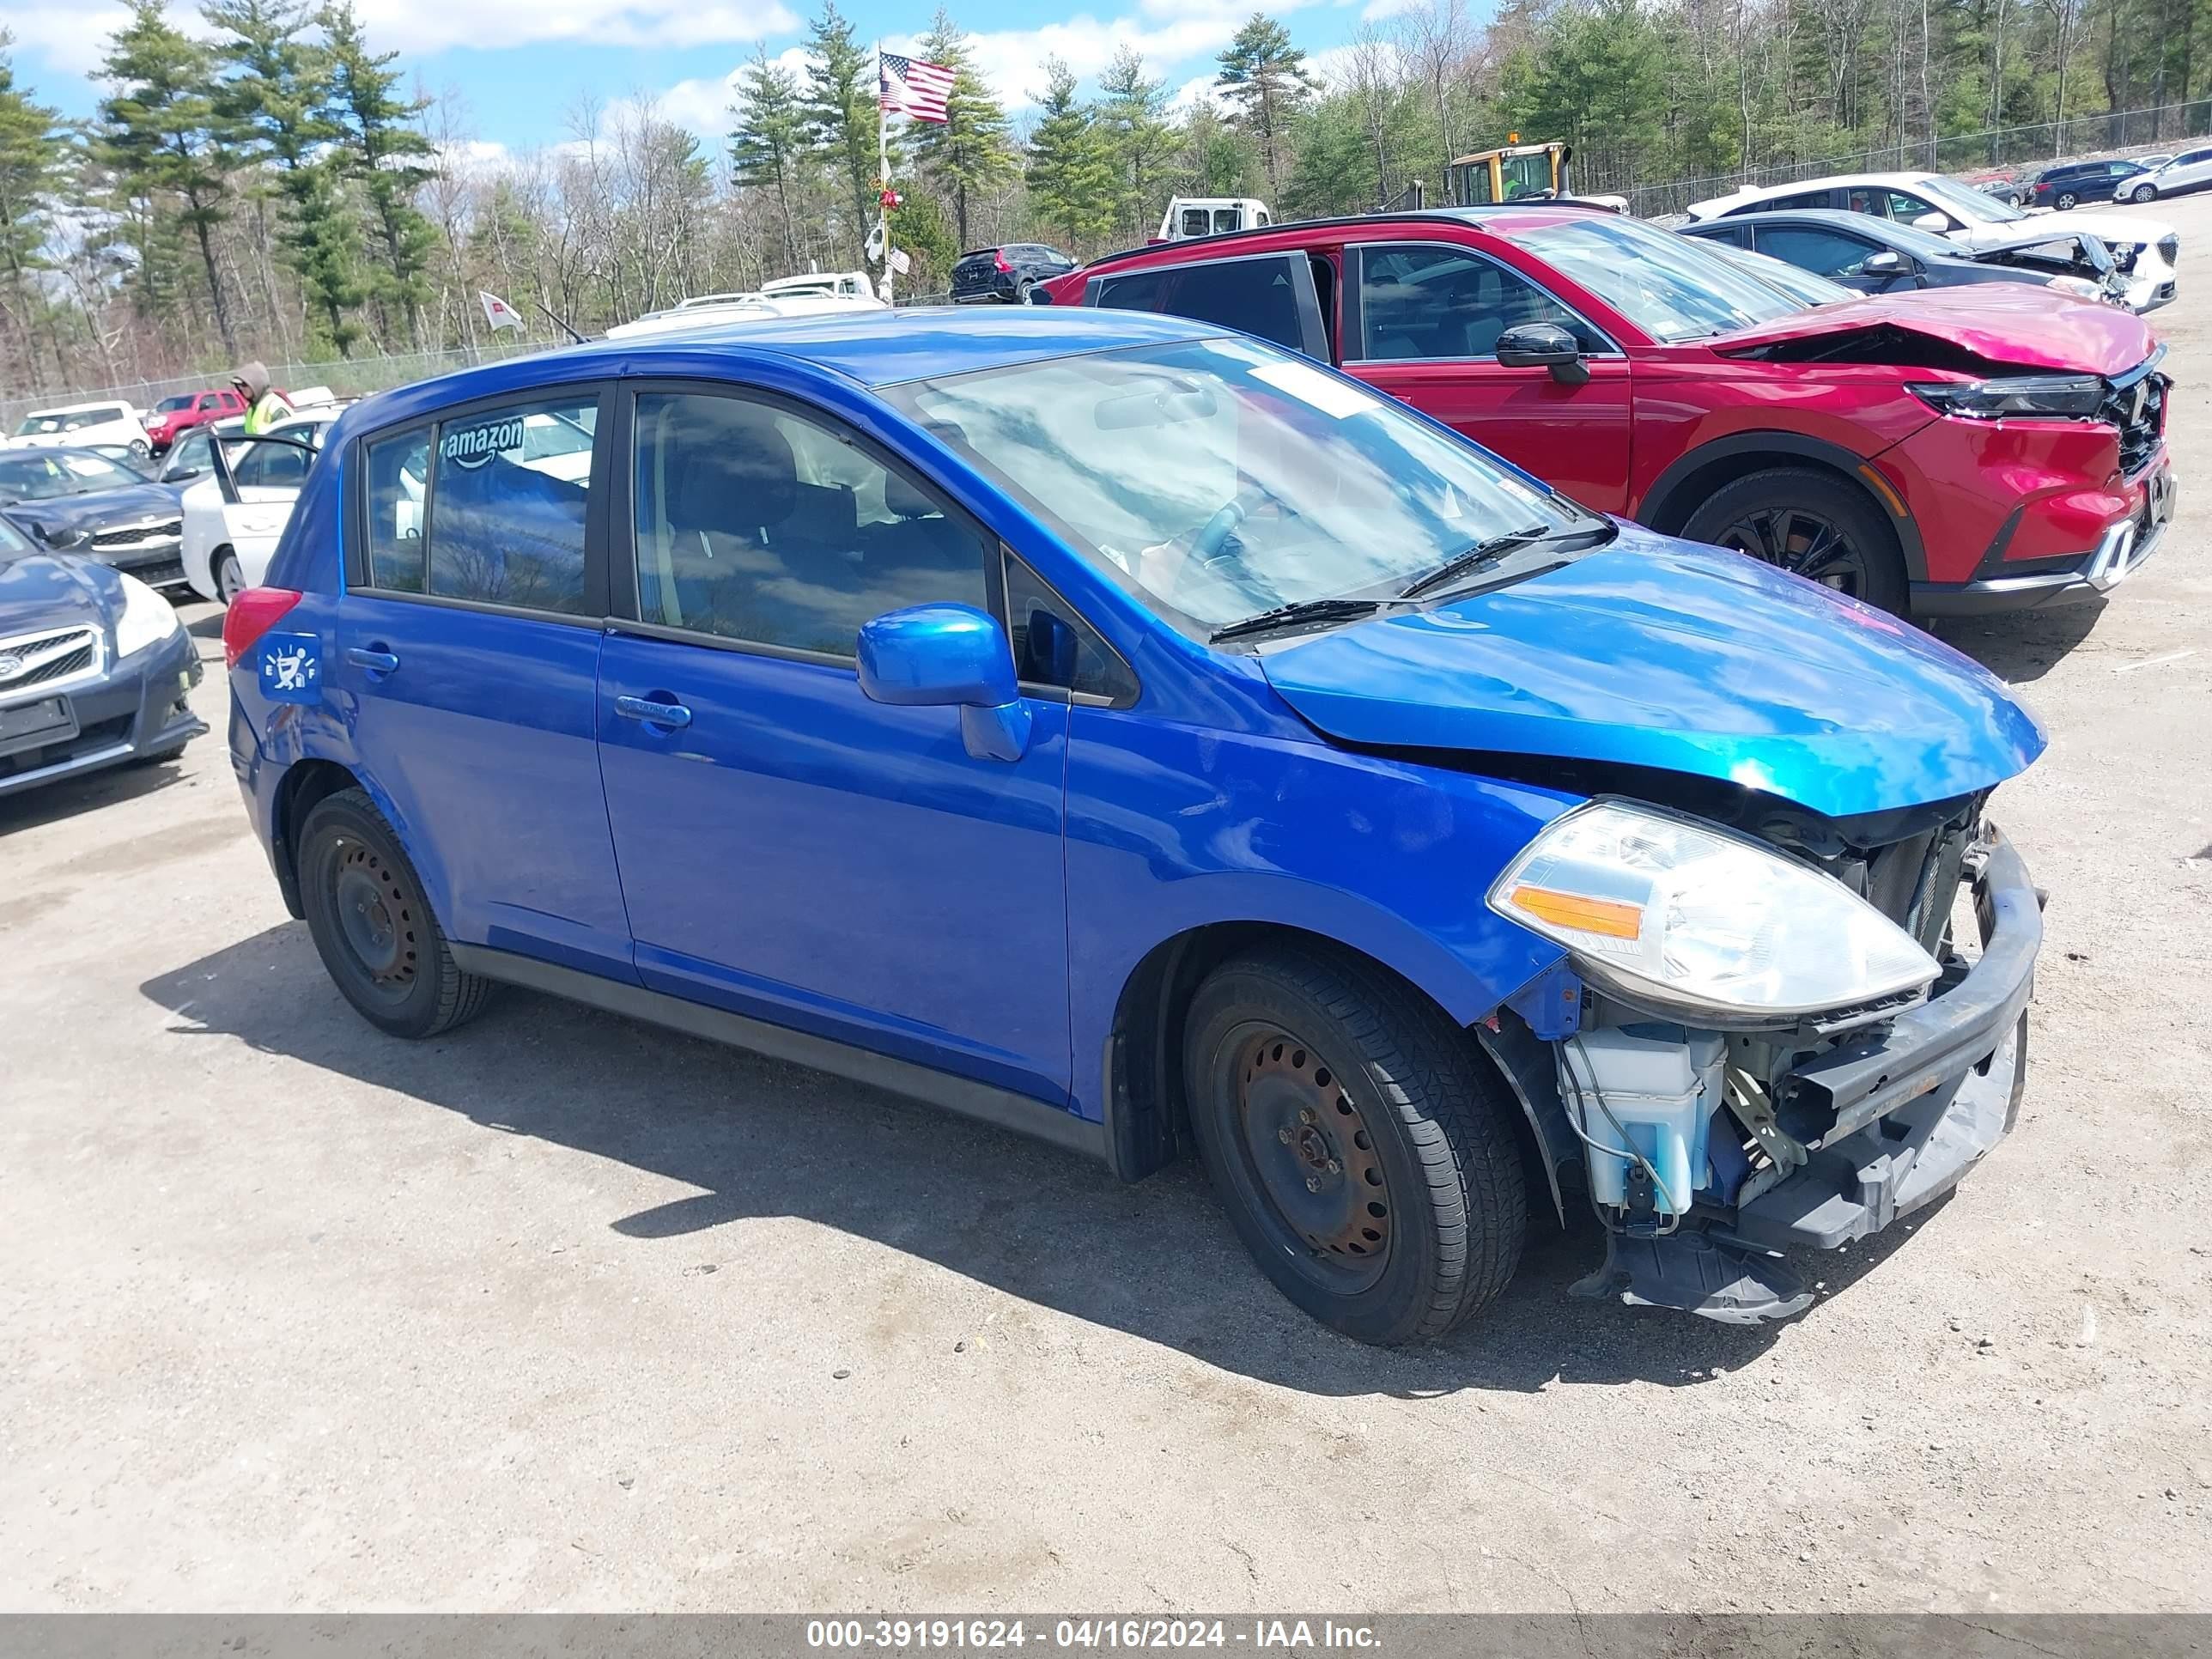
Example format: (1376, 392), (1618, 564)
(0, 550), (122, 636)
(8, 481), (183, 542)
(1960, 209), (2172, 253)
(1259, 528), (2046, 823)
(1713, 283), (2155, 376)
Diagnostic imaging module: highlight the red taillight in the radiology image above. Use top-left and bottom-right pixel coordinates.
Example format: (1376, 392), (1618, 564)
(223, 587), (302, 668)
(994, 250), (1012, 272)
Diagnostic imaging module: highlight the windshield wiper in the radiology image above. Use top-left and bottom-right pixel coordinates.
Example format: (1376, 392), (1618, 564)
(1398, 526), (1551, 599)
(1209, 596), (1383, 644)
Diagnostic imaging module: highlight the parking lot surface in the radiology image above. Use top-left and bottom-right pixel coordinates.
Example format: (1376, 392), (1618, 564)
(5, 198), (2210, 1615)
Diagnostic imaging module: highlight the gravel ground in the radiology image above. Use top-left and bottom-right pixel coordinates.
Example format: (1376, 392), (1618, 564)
(3, 199), (2210, 1615)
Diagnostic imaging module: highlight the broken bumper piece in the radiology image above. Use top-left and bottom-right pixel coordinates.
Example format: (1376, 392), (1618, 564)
(1577, 827), (2040, 1325)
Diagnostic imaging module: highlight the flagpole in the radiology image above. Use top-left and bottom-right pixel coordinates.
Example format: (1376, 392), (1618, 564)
(876, 41), (893, 305)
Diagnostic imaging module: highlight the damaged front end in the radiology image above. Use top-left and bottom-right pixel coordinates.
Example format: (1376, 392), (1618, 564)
(1478, 793), (2041, 1326)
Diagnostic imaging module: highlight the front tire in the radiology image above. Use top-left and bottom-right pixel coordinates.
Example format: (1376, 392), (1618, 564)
(214, 550), (245, 606)
(1182, 947), (1527, 1346)
(2131, 182), (2157, 204)
(299, 787), (493, 1039)
(1680, 466), (1909, 614)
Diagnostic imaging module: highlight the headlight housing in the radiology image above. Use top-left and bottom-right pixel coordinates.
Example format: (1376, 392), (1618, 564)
(37, 522), (88, 548)
(1488, 801), (1940, 1024)
(1907, 374), (2106, 420)
(114, 571), (182, 657)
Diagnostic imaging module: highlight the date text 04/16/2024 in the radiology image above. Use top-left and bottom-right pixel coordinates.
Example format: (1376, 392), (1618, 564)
(804, 1622), (1381, 1650)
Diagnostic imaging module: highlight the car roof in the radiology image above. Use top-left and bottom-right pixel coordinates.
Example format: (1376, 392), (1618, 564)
(1691, 171), (1947, 214)
(1083, 204), (1615, 273)
(337, 306), (1232, 434)
(1682, 206), (1936, 241)
(23, 401), (131, 416)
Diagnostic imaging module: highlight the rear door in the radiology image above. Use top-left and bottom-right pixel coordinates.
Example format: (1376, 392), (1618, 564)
(1343, 240), (1632, 512)
(1085, 251), (1329, 359)
(334, 386), (634, 981)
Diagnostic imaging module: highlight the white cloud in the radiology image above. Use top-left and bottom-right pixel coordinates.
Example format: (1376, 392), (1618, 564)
(1359, 0), (1423, 18)
(3, 1), (146, 77)
(1165, 72), (1226, 115)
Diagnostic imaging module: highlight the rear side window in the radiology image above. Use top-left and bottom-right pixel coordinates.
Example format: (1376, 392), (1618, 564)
(1696, 223), (1753, 249)
(362, 429), (429, 592)
(1091, 254), (1317, 356)
(425, 398), (596, 613)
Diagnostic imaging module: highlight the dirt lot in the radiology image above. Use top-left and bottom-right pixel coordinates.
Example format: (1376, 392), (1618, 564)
(4, 198), (2210, 1617)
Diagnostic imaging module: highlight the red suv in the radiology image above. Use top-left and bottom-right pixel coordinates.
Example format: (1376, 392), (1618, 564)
(1042, 207), (2173, 615)
(143, 386), (248, 456)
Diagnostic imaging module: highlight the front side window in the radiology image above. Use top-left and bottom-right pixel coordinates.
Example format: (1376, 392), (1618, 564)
(231, 428), (320, 490)
(1355, 243), (1605, 361)
(1516, 214), (1803, 343)
(882, 335), (1588, 634)
(155, 395), (192, 414)
(163, 431), (211, 479)
(631, 390), (988, 656)
(1755, 225), (1880, 278)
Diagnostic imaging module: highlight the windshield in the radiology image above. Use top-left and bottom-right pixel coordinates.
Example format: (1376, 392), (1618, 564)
(882, 336), (1589, 633)
(155, 395), (195, 413)
(0, 450), (139, 500)
(1520, 215), (1804, 342)
(0, 513), (33, 557)
(1919, 174), (2018, 222)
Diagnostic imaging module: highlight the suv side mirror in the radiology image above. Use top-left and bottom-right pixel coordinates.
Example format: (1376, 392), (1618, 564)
(857, 603), (1031, 762)
(1859, 248), (1913, 279)
(1494, 321), (1589, 385)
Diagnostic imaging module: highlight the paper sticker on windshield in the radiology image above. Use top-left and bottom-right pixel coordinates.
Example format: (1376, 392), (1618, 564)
(440, 416), (525, 470)
(258, 632), (322, 703)
(1250, 359), (1378, 421)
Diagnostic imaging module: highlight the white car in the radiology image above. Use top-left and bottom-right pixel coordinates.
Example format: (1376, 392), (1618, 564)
(2119, 143), (2212, 203)
(9, 400), (153, 459)
(1686, 169), (2180, 312)
(604, 291), (882, 340)
(179, 414), (340, 604)
(760, 270), (877, 301)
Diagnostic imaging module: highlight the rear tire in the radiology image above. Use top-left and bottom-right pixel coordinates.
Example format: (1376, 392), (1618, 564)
(1182, 946), (1527, 1346)
(2055, 189), (2078, 210)
(298, 787), (493, 1039)
(1680, 465), (1909, 614)
(213, 550), (245, 606)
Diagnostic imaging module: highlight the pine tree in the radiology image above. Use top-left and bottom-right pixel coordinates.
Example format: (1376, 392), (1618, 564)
(0, 33), (64, 382)
(800, 1), (879, 264)
(206, 0), (366, 354)
(100, 0), (243, 356)
(1096, 46), (1174, 240)
(1024, 58), (1114, 251)
(731, 42), (810, 272)
(1216, 12), (1316, 199)
(324, 0), (438, 348)
(906, 9), (1015, 248)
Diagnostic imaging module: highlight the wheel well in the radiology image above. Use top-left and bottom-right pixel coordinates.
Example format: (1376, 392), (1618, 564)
(269, 759), (362, 919)
(1102, 922), (1540, 1187)
(1646, 450), (1873, 539)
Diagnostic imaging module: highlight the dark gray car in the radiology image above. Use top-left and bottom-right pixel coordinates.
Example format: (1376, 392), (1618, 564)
(1681, 210), (2126, 305)
(0, 447), (191, 594)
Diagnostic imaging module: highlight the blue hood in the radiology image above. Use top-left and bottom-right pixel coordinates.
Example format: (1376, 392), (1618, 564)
(1259, 530), (2046, 823)
(0, 548), (125, 635)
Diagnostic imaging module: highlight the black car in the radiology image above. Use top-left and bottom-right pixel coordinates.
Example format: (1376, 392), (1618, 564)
(0, 517), (204, 798)
(950, 243), (1077, 303)
(2029, 157), (2146, 210)
(0, 446), (191, 594)
(1681, 209), (2127, 303)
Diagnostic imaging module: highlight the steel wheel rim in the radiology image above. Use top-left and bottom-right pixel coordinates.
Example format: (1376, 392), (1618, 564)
(1228, 1024), (1392, 1291)
(1712, 504), (1871, 597)
(332, 839), (417, 1002)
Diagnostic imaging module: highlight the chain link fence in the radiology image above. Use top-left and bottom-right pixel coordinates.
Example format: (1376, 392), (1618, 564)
(1594, 100), (2212, 219)
(0, 337), (551, 434)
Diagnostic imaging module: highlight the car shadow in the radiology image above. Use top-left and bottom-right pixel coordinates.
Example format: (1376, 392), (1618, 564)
(1927, 602), (2105, 684)
(0, 744), (194, 833)
(139, 923), (1934, 1398)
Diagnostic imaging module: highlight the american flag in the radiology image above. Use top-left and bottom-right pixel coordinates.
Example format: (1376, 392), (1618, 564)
(880, 52), (956, 123)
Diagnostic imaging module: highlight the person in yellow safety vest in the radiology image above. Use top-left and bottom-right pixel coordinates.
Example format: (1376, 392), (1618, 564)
(231, 362), (295, 434)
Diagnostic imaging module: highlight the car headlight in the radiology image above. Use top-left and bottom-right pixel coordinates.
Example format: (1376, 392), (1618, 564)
(37, 523), (88, 548)
(1907, 374), (2105, 419)
(114, 571), (182, 657)
(1488, 801), (1940, 1024)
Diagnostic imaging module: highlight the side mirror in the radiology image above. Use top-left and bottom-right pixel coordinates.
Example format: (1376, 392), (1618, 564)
(1025, 285), (1054, 306)
(1859, 249), (1912, 279)
(856, 603), (1031, 763)
(1494, 321), (1589, 385)
(1911, 211), (1952, 234)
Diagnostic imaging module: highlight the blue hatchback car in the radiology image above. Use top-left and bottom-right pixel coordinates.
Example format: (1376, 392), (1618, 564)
(224, 307), (2048, 1344)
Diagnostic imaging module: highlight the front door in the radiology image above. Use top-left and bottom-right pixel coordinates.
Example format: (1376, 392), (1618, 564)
(334, 387), (634, 980)
(1344, 241), (1633, 513)
(594, 384), (1073, 1105)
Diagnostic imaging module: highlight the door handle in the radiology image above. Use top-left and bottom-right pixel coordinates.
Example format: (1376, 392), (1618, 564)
(615, 694), (692, 729)
(345, 647), (400, 674)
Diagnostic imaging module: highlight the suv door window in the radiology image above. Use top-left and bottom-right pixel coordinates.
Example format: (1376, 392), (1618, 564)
(1752, 224), (1881, 277)
(1090, 252), (1326, 357)
(423, 395), (598, 613)
(1353, 243), (1606, 362)
(631, 389), (989, 656)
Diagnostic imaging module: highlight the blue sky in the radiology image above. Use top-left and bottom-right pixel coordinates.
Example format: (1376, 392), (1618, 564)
(3, 0), (1426, 156)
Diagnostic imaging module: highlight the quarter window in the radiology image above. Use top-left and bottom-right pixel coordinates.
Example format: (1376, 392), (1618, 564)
(1355, 244), (1604, 361)
(423, 397), (597, 613)
(1003, 551), (1135, 702)
(362, 428), (430, 592)
(631, 390), (989, 657)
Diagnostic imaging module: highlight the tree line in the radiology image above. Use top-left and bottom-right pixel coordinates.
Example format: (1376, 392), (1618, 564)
(0, 0), (2204, 399)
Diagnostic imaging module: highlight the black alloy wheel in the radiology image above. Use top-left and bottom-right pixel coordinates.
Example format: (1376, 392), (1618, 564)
(1680, 466), (1909, 614)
